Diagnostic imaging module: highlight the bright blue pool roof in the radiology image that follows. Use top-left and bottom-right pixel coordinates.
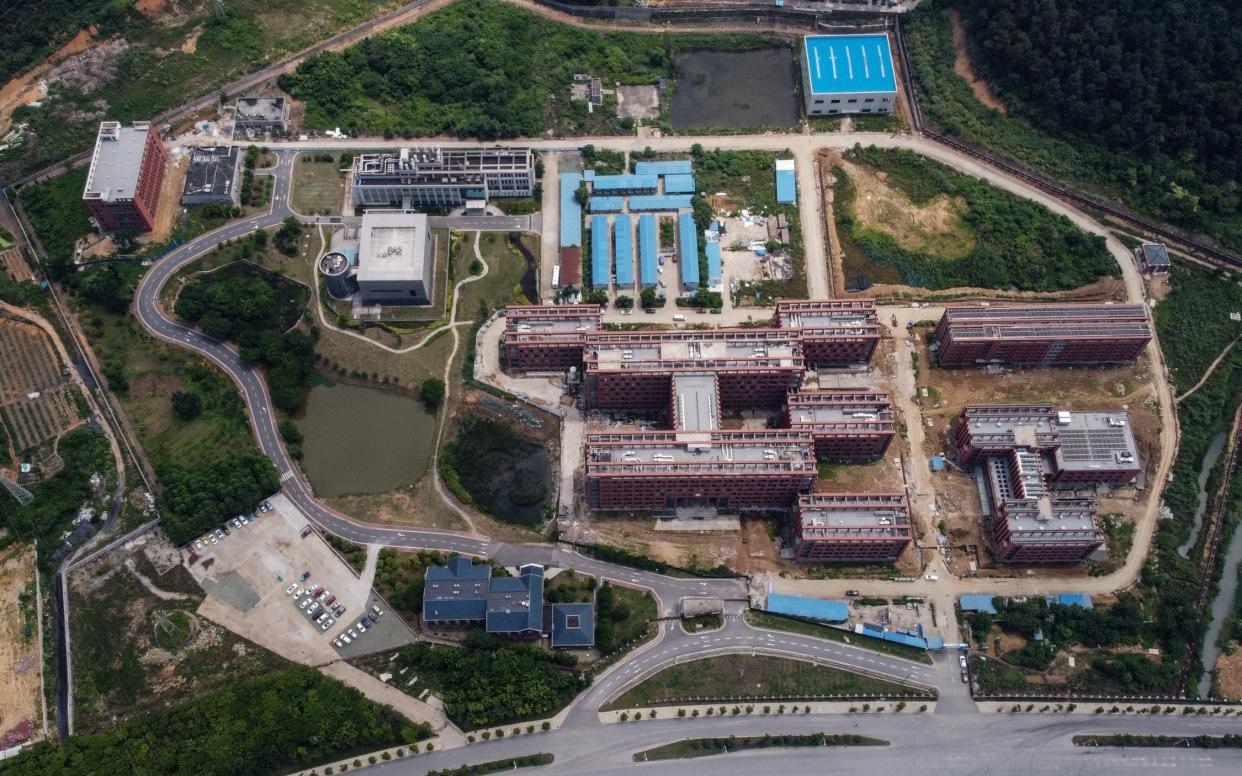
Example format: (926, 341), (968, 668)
(804, 34), (896, 95)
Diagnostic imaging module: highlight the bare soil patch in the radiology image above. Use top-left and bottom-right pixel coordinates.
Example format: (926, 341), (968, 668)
(1215, 646), (1242, 700)
(0, 546), (41, 746)
(0, 27), (96, 136)
(840, 159), (975, 259)
(948, 9), (1008, 114)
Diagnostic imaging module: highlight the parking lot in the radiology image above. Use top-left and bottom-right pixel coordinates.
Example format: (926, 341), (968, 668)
(183, 494), (413, 664)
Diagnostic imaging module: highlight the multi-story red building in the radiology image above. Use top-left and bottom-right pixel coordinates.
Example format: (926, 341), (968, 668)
(502, 304), (602, 371)
(934, 304), (1151, 367)
(793, 493), (912, 562)
(82, 121), (167, 234)
(785, 391), (895, 460)
(955, 404), (1135, 565)
(584, 430), (815, 510)
(775, 299), (880, 365)
(582, 329), (804, 411)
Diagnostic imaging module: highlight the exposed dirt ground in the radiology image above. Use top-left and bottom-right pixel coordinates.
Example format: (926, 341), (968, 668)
(0, 546), (40, 746)
(840, 159), (975, 259)
(1216, 647), (1242, 700)
(0, 28), (95, 136)
(0, 247), (32, 283)
(141, 149), (191, 246)
(948, 9), (1008, 114)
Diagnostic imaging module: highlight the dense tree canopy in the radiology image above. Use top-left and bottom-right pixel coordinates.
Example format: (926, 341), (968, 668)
(0, 667), (417, 776)
(159, 451), (280, 545)
(951, 0), (1241, 242)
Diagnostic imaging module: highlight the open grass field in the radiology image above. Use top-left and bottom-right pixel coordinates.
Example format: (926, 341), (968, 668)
(68, 534), (288, 732)
(0, 545), (40, 748)
(291, 156), (348, 216)
(456, 231), (538, 315)
(603, 654), (930, 710)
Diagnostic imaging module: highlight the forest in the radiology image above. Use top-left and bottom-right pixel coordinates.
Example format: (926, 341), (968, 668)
(158, 451), (281, 545)
(0, 667), (419, 776)
(278, 0), (772, 139)
(910, 0), (1242, 252)
(834, 146), (1116, 291)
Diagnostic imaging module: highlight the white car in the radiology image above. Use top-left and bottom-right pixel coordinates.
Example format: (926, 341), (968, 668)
(285, 584), (297, 595)
(332, 638), (343, 648)
(347, 629), (358, 640)
(371, 605), (384, 618)
(341, 634), (352, 644)
(320, 618), (334, 631)
(357, 620), (368, 633)
(294, 588), (304, 598)
(193, 540), (203, 551)
(307, 603), (320, 616)
(959, 655), (968, 669)
(317, 589), (331, 602)
(299, 598), (312, 610)
(209, 535), (218, 545)
(315, 612), (328, 623)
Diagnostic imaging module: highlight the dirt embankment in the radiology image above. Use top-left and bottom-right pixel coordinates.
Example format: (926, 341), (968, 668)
(0, 546), (41, 747)
(0, 27), (96, 136)
(948, 9), (1008, 114)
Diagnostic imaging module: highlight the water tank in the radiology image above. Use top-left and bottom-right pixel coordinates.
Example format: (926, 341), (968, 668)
(317, 251), (358, 299)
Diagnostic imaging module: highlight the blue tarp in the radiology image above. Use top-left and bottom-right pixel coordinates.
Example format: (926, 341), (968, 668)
(678, 213), (699, 289)
(638, 214), (659, 288)
(1047, 594), (1093, 610)
(706, 240), (722, 288)
(958, 594), (997, 614)
(628, 195), (694, 212)
(614, 215), (634, 287)
(588, 196), (624, 212)
(591, 215), (610, 289)
(775, 166), (796, 204)
(663, 174), (696, 194)
(591, 174), (658, 194)
(559, 173), (583, 248)
(635, 160), (693, 176)
(766, 593), (848, 623)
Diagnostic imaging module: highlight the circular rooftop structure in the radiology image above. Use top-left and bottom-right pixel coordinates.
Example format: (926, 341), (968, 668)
(318, 251), (358, 299)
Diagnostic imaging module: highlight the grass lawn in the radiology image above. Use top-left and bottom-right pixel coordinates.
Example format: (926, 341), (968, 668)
(291, 157), (347, 216)
(457, 231), (536, 314)
(633, 733), (887, 761)
(595, 583), (658, 658)
(603, 654), (931, 710)
(744, 610), (933, 664)
(544, 569), (595, 603)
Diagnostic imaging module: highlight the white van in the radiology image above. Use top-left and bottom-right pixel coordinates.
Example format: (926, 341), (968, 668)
(672, 314), (686, 322)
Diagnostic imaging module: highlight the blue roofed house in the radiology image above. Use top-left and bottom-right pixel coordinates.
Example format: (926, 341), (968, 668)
(638, 214), (659, 289)
(547, 602), (595, 648)
(591, 215), (611, 289)
(422, 556), (492, 627)
(678, 213), (700, 290)
(627, 194), (693, 212)
(766, 593), (848, 623)
(634, 160), (693, 176)
(486, 564), (545, 636)
(958, 594), (997, 614)
(663, 174), (696, 195)
(1046, 593), (1093, 610)
(591, 174), (658, 195)
(801, 34), (897, 116)
(705, 239), (722, 291)
(775, 159), (796, 204)
(614, 215), (634, 288)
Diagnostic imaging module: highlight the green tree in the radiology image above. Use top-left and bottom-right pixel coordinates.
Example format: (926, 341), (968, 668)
(170, 391), (203, 421)
(419, 378), (446, 411)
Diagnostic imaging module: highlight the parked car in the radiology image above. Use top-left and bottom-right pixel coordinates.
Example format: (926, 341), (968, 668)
(341, 634), (352, 645)
(307, 603), (320, 616)
(209, 535), (218, 545)
(371, 605), (384, 618)
(347, 629), (358, 640)
(299, 571), (311, 582)
(299, 525), (312, 539)
(959, 655), (968, 669)
(333, 605), (346, 617)
(320, 618), (334, 631)
(299, 598), (313, 610)
(357, 620), (368, 633)
(961, 671), (969, 684)
(193, 540), (203, 551)
(315, 612), (328, 623)
(245, 513), (256, 523)
(262, 501), (273, 511)
(325, 595), (336, 606)
(231, 517), (242, 528)
(317, 589), (330, 602)
(845, 590), (860, 597)
(285, 584), (297, 595)
(332, 638), (343, 648)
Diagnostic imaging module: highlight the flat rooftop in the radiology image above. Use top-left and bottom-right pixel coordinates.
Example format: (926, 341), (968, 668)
(83, 121), (151, 203)
(672, 373), (719, 432)
(787, 392), (892, 425)
(183, 146), (238, 198)
(776, 299), (878, 331)
(357, 211), (429, 284)
(963, 406), (1138, 472)
(235, 96), (285, 121)
(587, 431), (813, 467)
(804, 34), (897, 95)
(798, 494), (909, 529)
(506, 305), (601, 333)
(591, 338), (798, 367)
(942, 304), (1148, 323)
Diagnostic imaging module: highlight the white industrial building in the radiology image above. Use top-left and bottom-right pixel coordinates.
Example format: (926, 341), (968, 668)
(801, 34), (897, 117)
(355, 211), (435, 306)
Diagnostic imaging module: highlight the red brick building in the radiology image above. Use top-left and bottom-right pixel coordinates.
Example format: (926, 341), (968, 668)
(585, 430), (815, 511)
(502, 304), (602, 371)
(582, 329), (804, 411)
(785, 390), (895, 460)
(774, 299), (880, 365)
(934, 304), (1151, 367)
(793, 493), (911, 562)
(82, 121), (167, 234)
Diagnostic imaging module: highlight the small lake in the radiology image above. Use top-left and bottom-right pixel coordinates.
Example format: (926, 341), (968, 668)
(296, 382), (436, 498)
(670, 49), (800, 130)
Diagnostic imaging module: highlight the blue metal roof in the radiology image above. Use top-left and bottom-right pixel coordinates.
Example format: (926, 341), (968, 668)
(560, 173), (583, 248)
(804, 34), (897, 95)
(549, 603), (595, 648)
(588, 196), (625, 213)
(1047, 594), (1093, 610)
(706, 240), (722, 288)
(614, 215), (634, 287)
(634, 160), (693, 176)
(486, 565), (544, 634)
(591, 174), (658, 194)
(958, 594), (997, 614)
(766, 593), (848, 623)
(678, 213), (699, 289)
(663, 174), (696, 194)
(591, 215), (610, 289)
(775, 164), (796, 205)
(423, 557), (491, 623)
(860, 624), (928, 649)
(629, 194), (693, 212)
(638, 214), (658, 288)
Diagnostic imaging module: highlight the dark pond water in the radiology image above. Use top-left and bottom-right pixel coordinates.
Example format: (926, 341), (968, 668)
(670, 49), (800, 130)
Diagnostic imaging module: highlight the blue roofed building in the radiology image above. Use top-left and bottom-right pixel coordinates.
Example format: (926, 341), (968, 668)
(663, 174), (696, 195)
(589, 196), (625, 213)
(705, 239), (722, 291)
(634, 160), (693, 176)
(638, 214), (659, 288)
(422, 556), (491, 626)
(559, 173), (583, 248)
(766, 593), (848, 623)
(628, 194), (694, 212)
(1046, 593), (1093, 610)
(614, 215), (634, 288)
(591, 215), (610, 289)
(958, 594), (997, 614)
(801, 34), (897, 116)
(547, 602), (595, 648)
(775, 159), (796, 204)
(591, 174), (658, 195)
(678, 213), (699, 290)
(486, 564), (545, 635)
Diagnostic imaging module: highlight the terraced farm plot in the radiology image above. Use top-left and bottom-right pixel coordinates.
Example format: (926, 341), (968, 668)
(0, 317), (82, 458)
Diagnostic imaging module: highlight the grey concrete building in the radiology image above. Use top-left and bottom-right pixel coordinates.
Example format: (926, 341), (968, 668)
(181, 146), (239, 206)
(351, 147), (535, 208)
(356, 211), (435, 306)
(233, 96), (287, 134)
